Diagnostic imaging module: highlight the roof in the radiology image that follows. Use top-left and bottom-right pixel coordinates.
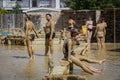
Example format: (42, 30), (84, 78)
(23, 8), (61, 13)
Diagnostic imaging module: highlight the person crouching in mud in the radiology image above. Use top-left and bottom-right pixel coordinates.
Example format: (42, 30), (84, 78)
(25, 14), (39, 59)
(63, 28), (105, 75)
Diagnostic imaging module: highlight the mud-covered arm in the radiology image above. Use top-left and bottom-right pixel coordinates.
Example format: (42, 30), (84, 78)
(32, 27), (39, 38)
(50, 21), (55, 39)
(68, 40), (72, 61)
(63, 40), (66, 54)
(94, 25), (98, 37)
(105, 22), (107, 27)
(103, 27), (106, 36)
(43, 26), (46, 34)
(25, 23), (28, 36)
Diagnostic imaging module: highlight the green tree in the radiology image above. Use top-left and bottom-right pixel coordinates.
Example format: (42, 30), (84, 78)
(62, 0), (119, 10)
(0, 8), (9, 14)
(12, 2), (22, 14)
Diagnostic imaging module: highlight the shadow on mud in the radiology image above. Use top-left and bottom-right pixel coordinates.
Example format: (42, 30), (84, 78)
(13, 56), (28, 59)
(34, 54), (45, 56)
(108, 48), (120, 52)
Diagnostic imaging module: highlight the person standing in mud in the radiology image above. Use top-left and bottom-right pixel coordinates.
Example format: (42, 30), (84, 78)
(94, 18), (106, 49)
(63, 28), (105, 75)
(101, 18), (107, 42)
(25, 14), (39, 59)
(86, 17), (93, 49)
(43, 14), (55, 56)
(43, 14), (55, 73)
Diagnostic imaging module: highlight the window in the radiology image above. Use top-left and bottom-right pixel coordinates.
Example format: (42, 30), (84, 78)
(39, 0), (52, 7)
(17, 0), (22, 1)
(32, 0), (37, 7)
(11, 0), (22, 1)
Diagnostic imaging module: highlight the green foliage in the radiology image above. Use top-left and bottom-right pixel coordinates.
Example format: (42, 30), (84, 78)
(0, 8), (9, 14)
(12, 2), (22, 14)
(62, 0), (120, 10)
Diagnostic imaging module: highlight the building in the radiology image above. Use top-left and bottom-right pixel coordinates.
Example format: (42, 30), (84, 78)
(0, 0), (69, 12)
(0, 0), (69, 30)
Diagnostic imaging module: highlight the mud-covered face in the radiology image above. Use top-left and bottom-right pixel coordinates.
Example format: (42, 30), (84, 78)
(46, 15), (51, 21)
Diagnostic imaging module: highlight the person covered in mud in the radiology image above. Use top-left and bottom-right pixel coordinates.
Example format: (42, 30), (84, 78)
(86, 17), (93, 49)
(67, 18), (80, 45)
(59, 28), (66, 44)
(25, 14), (39, 59)
(43, 13), (55, 56)
(94, 18), (106, 49)
(63, 28), (105, 75)
(43, 14), (55, 71)
(67, 18), (80, 33)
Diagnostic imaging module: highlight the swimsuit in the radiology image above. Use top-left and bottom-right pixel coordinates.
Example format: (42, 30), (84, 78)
(87, 28), (93, 32)
(97, 32), (104, 38)
(45, 32), (55, 39)
(86, 22), (93, 32)
(28, 34), (35, 41)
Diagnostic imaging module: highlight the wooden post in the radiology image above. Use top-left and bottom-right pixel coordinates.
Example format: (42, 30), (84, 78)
(1, 14), (3, 29)
(114, 8), (116, 47)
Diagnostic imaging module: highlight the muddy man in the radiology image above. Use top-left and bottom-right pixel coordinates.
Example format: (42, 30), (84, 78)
(44, 14), (55, 72)
(44, 14), (55, 56)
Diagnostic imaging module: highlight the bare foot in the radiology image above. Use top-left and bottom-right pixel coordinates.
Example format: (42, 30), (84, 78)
(89, 66), (102, 73)
(29, 57), (33, 59)
(99, 59), (106, 64)
(32, 55), (35, 59)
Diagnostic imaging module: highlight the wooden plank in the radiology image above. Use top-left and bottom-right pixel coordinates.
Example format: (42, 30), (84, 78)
(43, 75), (87, 80)
(50, 66), (67, 75)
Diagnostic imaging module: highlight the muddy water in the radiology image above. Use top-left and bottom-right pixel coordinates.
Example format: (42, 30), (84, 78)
(0, 43), (120, 80)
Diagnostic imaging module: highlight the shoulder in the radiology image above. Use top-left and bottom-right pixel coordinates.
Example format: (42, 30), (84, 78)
(50, 20), (54, 24)
(96, 23), (100, 27)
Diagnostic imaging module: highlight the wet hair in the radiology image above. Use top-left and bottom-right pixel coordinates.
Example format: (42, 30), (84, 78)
(88, 16), (92, 20)
(46, 13), (52, 17)
(98, 18), (105, 23)
(25, 14), (31, 21)
(101, 18), (105, 22)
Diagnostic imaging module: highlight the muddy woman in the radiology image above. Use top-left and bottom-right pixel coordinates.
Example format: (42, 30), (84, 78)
(25, 14), (39, 59)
